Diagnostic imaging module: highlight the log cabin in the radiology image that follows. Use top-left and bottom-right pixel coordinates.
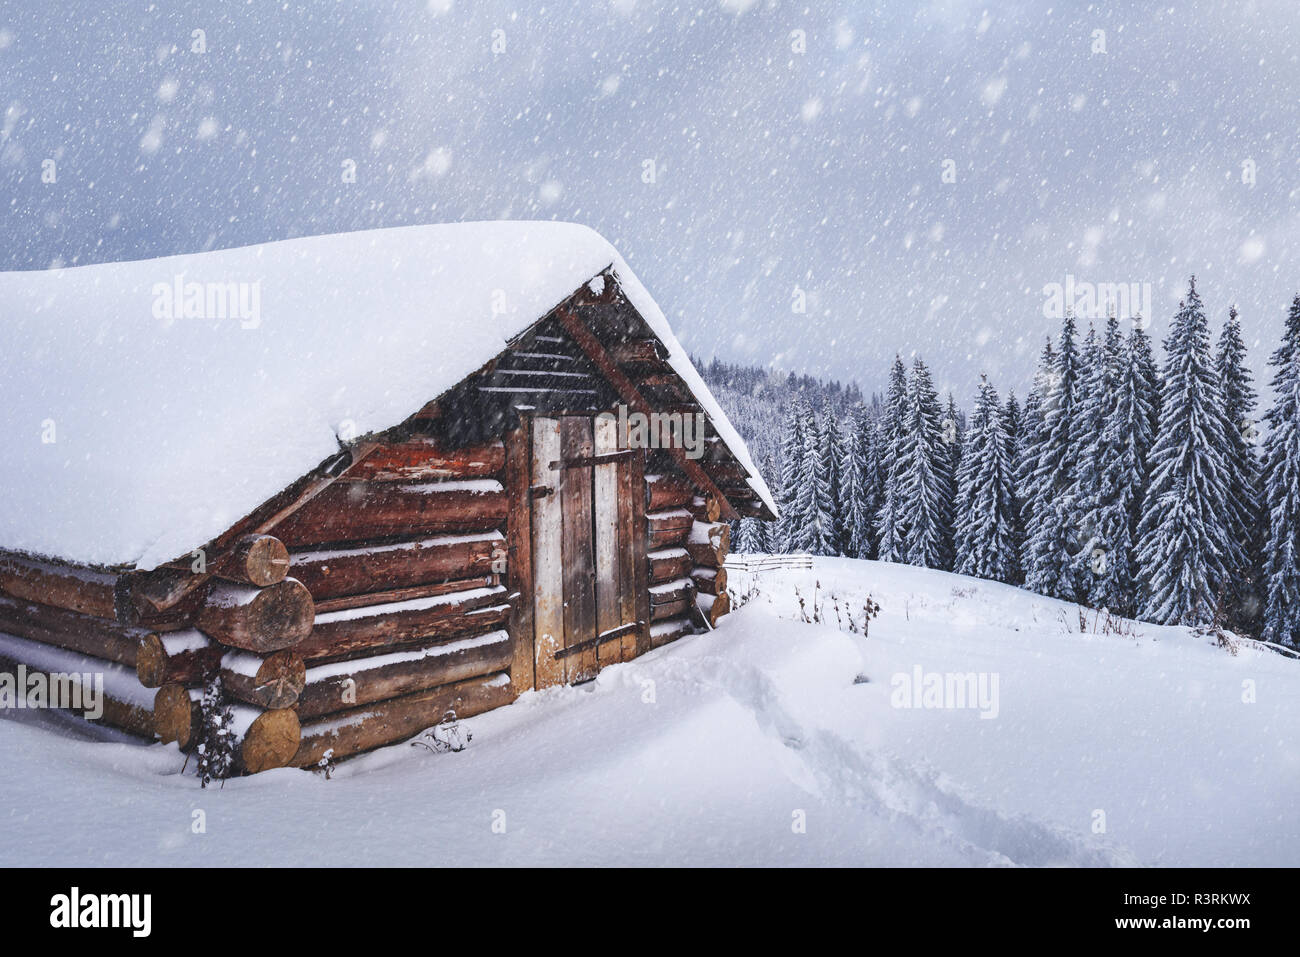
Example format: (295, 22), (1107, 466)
(0, 222), (776, 773)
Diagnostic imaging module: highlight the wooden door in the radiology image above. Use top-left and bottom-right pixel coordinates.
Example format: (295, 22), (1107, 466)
(530, 414), (645, 688)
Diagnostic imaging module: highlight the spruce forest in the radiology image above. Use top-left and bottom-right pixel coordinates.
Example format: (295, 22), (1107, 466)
(703, 279), (1300, 646)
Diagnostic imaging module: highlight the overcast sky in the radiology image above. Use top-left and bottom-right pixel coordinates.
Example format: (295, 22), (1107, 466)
(4, 0), (1299, 400)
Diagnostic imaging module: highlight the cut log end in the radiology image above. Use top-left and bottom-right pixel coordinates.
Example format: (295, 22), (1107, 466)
(198, 578), (315, 653)
(230, 535), (291, 587)
(153, 683), (198, 748)
(247, 650), (306, 710)
(704, 591), (731, 627)
(240, 709), (302, 774)
(135, 633), (168, 688)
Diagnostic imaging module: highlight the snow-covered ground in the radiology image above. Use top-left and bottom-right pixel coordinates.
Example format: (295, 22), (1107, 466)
(2, 557), (1296, 867)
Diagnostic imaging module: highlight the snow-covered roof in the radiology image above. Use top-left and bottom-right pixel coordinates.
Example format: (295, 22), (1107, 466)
(1, 222), (774, 570)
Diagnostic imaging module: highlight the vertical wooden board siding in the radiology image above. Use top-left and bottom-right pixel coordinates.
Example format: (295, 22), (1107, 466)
(531, 417), (565, 690)
(560, 417), (599, 683)
(615, 431), (640, 662)
(593, 415), (624, 666)
(504, 421), (535, 694)
(628, 445), (653, 658)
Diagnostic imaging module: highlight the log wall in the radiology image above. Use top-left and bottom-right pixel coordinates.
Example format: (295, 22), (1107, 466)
(0, 419), (736, 773)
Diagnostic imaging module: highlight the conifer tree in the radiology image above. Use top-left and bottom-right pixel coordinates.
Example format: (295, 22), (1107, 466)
(195, 674), (235, 788)
(1003, 389), (1025, 583)
(876, 357), (910, 562)
(1073, 317), (1128, 605)
(775, 396), (809, 552)
(1016, 339), (1054, 582)
(1088, 320), (1157, 615)
(1024, 316), (1085, 601)
(1136, 278), (1234, 625)
(940, 392), (963, 569)
(841, 406), (877, 559)
(954, 377), (1017, 581)
(791, 402), (835, 554)
(1261, 296), (1300, 646)
(818, 402), (846, 555)
(898, 358), (952, 569)
(1215, 306), (1263, 622)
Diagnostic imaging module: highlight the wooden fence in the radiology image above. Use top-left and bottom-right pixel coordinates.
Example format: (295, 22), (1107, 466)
(723, 553), (814, 573)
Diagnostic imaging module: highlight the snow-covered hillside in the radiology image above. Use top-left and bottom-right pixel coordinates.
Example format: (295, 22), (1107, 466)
(2, 557), (1296, 867)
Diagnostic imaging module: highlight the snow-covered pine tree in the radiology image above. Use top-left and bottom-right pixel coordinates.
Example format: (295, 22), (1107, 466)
(1087, 320), (1158, 616)
(1261, 295), (1300, 646)
(774, 396), (808, 552)
(1131, 319), (1163, 455)
(1215, 306), (1263, 623)
(1002, 389), (1025, 584)
(736, 516), (764, 554)
(1023, 316), (1085, 601)
(1015, 339), (1054, 583)
(1136, 278), (1234, 625)
(1069, 323), (1107, 588)
(818, 401), (846, 555)
(898, 358), (953, 569)
(860, 408), (885, 558)
(876, 356), (910, 562)
(195, 673), (235, 788)
(1073, 317), (1129, 607)
(791, 401), (835, 554)
(940, 392), (963, 570)
(841, 406), (875, 559)
(954, 376), (1017, 582)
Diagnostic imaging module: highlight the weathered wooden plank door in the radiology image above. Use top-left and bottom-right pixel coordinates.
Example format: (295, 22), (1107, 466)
(530, 414), (644, 688)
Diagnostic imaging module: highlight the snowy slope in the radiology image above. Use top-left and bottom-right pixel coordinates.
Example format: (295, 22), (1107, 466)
(0, 222), (773, 571)
(1, 557), (1296, 867)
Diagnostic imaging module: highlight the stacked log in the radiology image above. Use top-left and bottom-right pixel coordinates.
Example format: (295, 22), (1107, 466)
(264, 456), (519, 767)
(0, 534), (315, 771)
(195, 578), (314, 652)
(0, 433), (741, 773)
(273, 480), (508, 547)
(288, 532), (505, 600)
(0, 594), (147, 669)
(151, 685), (301, 773)
(635, 479), (719, 647)
(293, 671), (515, 769)
(640, 480), (734, 643)
(0, 630), (155, 739)
(646, 508), (693, 550)
(295, 629), (512, 721)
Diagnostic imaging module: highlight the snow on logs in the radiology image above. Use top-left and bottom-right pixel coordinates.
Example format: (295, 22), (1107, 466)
(288, 532), (505, 601)
(195, 579), (315, 653)
(0, 556), (120, 620)
(272, 480), (508, 548)
(134, 629), (222, 688)
(685, 521), (729, 568)
(0, 595), (148, 669)
(292, 670), (515, 769)
(0, 631), (156, 739)
(294, 629), (512, 720)
(294, 585), (511, 664)
(647, 508), (694, 550)
(338, 440), (506, 483)
(151, 684), (301, 773)
(648, 547), (692, 586)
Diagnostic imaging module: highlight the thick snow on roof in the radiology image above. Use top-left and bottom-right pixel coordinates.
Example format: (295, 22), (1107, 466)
(1, 222), (774, 570)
